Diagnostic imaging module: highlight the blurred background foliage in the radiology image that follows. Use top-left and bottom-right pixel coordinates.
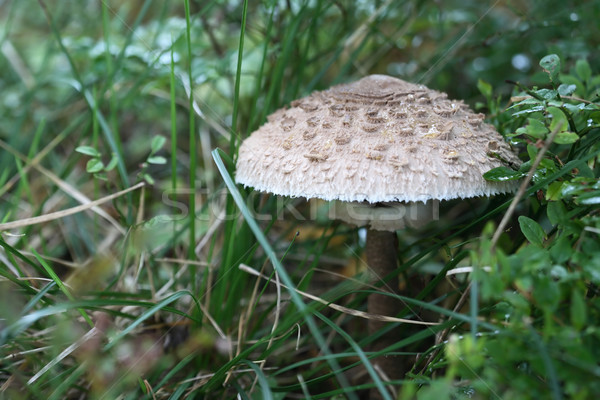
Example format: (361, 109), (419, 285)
(1, 0), (599, 399)
(2, 1), (598, 145)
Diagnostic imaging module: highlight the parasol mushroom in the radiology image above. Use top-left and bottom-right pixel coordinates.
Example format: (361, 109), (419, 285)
(235, 74), (520, 385)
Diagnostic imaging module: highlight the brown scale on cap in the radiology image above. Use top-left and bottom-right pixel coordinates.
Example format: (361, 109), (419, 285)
(302, 130), (316, 140)
(334, 134), (351, 145)
(329, 104), (345, 117)
(306, 116), (320, 127)
(280, 117), (296, 131)
(342, 114), (353, 125)
(361, 123), (380, 133)
(236, 74), (520, 204)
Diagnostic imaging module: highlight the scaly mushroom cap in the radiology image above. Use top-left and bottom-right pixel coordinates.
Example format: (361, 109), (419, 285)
(236, 74), (520, 203)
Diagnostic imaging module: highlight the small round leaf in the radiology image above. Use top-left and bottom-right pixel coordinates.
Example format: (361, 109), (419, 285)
(518, 216), (546, 246)
(147, 156), (167, 165)
(539, 54), (561, 83)
(483, 166), (526, 182)
(86, 159), (105, 173)
(151, 136), (166, 154)
(76, 146), (101, 157)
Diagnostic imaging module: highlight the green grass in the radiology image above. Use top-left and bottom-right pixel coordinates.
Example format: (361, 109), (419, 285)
(1, 0), (600, 399)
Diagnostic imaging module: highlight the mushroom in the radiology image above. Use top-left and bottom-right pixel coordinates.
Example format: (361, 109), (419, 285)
(235, 75), (520, 384)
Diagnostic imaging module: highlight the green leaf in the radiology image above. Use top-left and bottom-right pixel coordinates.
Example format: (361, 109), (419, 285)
(509, 96), (542, 109)
(570, 289), (587, 331)
(550, 234), (572, 264)
(483, 166), (526, 182)
(546, 181), (563, 201)
(577, 191), (600, 205)
(539, 158), (557, 172)
(576, 163), (595, 178)
(413, 380), (454, 400)
(75, 146), (101, 157)
(554, 131), (579, 145)
(559, 74), (585, 96)
(546, 106), (569, 133)
(549, 265), (569, 281)
(147, 156), (167, 165)
(536, 88), (559, 100)
(142, 173), (155, 185)
(86, 158), (104, 173)
(563, 102), (589, 113)
(522, 118), (548, 139)
(526, 144), (538, 161)
(539, 54), (561, 83)
(504, 290), (531, 313)
(151, 135), (166, 154)
(592, 74), (600, 86)
(575, 59), (592, 82)
(142, 174), (154, 185)
(105, 155), (119, 171)
(518, 216), (546, 246)
(557, 83), (576, 96)
(512, 105), (545, 117)
(533, 276), (560, 312)
(477, 79), (492, 99)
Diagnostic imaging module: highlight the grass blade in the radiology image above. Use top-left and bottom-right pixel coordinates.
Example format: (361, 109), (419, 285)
(212, 148), (357, 399)
(32, 249), (93, 327)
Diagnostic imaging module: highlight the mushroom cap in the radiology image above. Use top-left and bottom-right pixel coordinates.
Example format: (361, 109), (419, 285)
(236, 74), (520, 204)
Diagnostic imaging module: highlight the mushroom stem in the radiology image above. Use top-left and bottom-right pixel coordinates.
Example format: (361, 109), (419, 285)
(366, 229), (402, 384)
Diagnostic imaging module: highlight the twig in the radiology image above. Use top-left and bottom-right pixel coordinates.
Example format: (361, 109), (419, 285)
(0, 182), (145, 231)
(239, 264), (439, 326)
